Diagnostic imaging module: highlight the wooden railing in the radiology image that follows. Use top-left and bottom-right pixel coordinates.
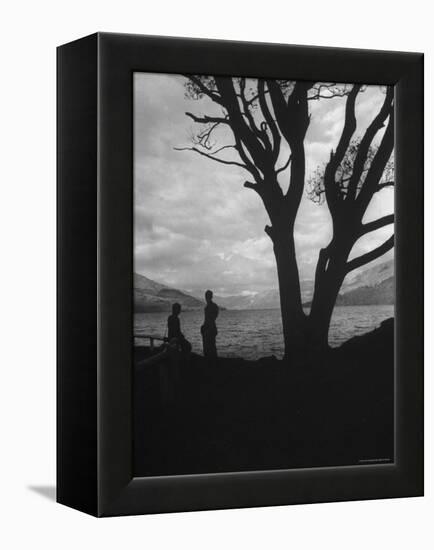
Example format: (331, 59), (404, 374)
(134, 334), (166, 350)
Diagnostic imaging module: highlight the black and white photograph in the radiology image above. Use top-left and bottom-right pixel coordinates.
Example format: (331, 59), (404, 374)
(133, 72), (395, 476)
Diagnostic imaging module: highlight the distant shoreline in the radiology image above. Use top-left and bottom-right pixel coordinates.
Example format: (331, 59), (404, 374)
(136, 304), (395, 314)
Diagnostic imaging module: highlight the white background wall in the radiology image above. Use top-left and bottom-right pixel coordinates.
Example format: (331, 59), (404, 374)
(0, 1), (431, 548)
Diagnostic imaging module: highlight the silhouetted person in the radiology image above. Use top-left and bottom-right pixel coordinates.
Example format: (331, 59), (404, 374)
(201, 290), (219, 358)
(167, 303), (191, 354)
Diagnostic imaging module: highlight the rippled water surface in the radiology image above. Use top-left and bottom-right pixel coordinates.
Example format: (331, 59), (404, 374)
(134, 305), (394, 360)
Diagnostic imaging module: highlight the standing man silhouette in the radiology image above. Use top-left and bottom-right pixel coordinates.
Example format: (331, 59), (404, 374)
(201, 290), (219, 358)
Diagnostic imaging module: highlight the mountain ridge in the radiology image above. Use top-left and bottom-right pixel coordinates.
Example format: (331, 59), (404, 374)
(134, 273), (204, 313)
(134, 258), (394, 312)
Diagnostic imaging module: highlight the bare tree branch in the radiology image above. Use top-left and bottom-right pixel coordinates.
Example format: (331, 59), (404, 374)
(267, 80), (311, 210)
(346, 86), (394, 201)
(184, 75), (224, 105)
(239, 78), (263, 141)
(308, 92), (348, 100)
(308, 83), (354, 101)
(359, 214), (394, 236)
(214, 76), (268, 174)
(357, 113), (395, 213)
(206, 144), (237, 156)
(322, 84), (361, 213)
(233, 136), (263, 183)
(243, 180), (264, 195)
(308, 141), (394, 206)
(173, 146), (248, 169)
(236, 86), (270, 106)
(258, 80), (280, 163)
(346, 234), (394, 272)
(185, 112), (229, 125)
(377, 180), (394, 191)
(192, 121), (221, 150)
(328, 84), (361, 171)
(267, 80), (290, 140)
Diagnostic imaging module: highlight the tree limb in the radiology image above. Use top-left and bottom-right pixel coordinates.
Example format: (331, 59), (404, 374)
(207, 144), (237, 156)
(308, 92), (349, 100)
(308, 83), (353, 101)
(185, 112), (229, 125)
(173, 146), (248, 169)
(243, 180), (264, 197)
(377, 180), (394, 191)
(346, 86), (394, 201)
(357, 113), (394, 213)
(323, 84), (361, 214)
(267, 80), (289, 136)
(192, 121), (221, 149)
(258, 80), (280, 162)
(359, 214), (394, 236)
(185, 75), (224, 105)
(214, 76), (267, 175)
(267, 81), (311, 211)
(233, 136), (263, 183)
(237, 88), (270, 106)
(284, 83), (311, 211)
(243, 181), (257, 190)
(329, 84), (361, 170)
(345, 234), (394, 272)
(239, 78), (264, 144)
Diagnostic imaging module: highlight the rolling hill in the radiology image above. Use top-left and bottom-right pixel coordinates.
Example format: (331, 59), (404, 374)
(134, 273), (204, 313)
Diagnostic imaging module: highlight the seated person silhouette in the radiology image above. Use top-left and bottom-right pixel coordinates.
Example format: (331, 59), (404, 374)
(167, 303), (191, 354)
(201, 290), (219, 358)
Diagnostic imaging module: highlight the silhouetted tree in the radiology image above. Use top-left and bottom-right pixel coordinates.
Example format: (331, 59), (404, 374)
(179, 76), (322, 358)
(179, 77), (393, 356)
(307, 86), (394, 348)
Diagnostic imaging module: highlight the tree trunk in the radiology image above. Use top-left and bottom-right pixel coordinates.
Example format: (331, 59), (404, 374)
(269, 223), (306, 361)
(308, 249), (347, 351)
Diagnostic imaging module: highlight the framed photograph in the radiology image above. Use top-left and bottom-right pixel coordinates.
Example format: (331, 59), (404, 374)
(57, 33), (423, 516)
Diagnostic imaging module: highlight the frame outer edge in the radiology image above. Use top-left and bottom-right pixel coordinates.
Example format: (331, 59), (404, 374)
(94, 33), (424, 516)
(57, 33), (99, 516)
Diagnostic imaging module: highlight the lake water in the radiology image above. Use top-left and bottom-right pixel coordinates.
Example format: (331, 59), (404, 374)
(134, 305), (394, 360)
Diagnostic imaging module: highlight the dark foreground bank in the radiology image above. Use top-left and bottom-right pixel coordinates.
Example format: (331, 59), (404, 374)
(134, 319), (394, 476)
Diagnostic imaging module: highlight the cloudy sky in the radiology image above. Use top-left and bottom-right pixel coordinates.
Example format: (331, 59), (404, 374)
(134, 73), (394, 297)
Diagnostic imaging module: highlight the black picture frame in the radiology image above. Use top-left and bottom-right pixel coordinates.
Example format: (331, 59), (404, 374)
(57, 32), (423, 517)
